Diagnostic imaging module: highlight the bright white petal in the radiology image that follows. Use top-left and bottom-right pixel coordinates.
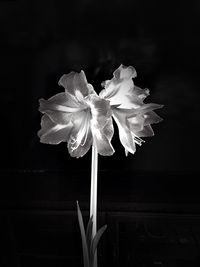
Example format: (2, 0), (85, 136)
(87, 94), (111, 123)
(68, 110), (93, 158)
(127, 108), (163, 137)
(89, 95), (114, 156)
(112, 108), (136, 155)
(58, 70), (96, 99)
(116, 64), (137, 79)
(38, 114), (72, 144)
(100, 65), (144, 109)
(39, 92), (84, 124)
(91, 117), (115, 156)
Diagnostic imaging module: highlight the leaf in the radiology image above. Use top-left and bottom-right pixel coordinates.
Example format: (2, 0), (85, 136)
(90, 225), (107, 266)
(86, 215), (93, 257)
(76, 201), (90, 267)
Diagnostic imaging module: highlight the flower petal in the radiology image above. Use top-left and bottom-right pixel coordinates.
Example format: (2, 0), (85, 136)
(143, 111), (163, 125)
(58, 70), (96, 99)
(39, 92), (84, 125)
(127, 109), (163, 137)
(133, 86), (150, 100)
(91, 117), (115, 156)
(127, 104), (163, 134)
(38, 114), (72, 144)
(67, 110), (93, 158)
(100, 65), (145, 109)
(136, 125), (154, 137)
(112, 108), (136, 155)
(89, 95), (114, 156)
(138, 103), (164, 113)
(127, 114), (145, 132)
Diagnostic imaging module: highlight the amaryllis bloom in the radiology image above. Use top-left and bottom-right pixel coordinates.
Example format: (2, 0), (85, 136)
(99, 65), (163, 155)
(38, 71), (114, 158)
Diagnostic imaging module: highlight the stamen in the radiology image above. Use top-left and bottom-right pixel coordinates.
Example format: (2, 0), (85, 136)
(70, 136), (76, 144)
(132, 134), (145, 146)
(81, 113), (90, 146)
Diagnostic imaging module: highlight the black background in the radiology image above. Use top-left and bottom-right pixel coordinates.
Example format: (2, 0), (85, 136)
(1, 1), (200, 266)
(1, 0), (200, 173)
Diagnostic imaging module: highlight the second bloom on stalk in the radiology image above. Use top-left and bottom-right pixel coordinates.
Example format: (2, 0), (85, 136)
(38, 71), (114, 158)
(99, 65), (163, 155)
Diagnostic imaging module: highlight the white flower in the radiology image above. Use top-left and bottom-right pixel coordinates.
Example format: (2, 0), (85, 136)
(38, 71), (114, 158)
(100, 65), (163, 155)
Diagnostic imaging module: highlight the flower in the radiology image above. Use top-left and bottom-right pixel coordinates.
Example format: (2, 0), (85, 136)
(38, 71), (114, 158)
(99, 65), (163, 155)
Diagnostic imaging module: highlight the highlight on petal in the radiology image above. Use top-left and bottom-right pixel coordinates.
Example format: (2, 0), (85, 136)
(91, 117), (115, 156)
(133, 86), (150, 100)
(143, 111), (163, 125)
(111, 105), (163, 155)
(127, 114), (145, 132)
(39, 92), (84, 124)
(67, 110), (93, 158)
(89, 95), (114, 156)
(127, 104), (163, 135)
(100, 65), (140, 109)
(39, 92), (80, 110)
(112, 108), (137, 155)
(58, 70), (96, 99)
(38, 114), (72, 144)
(127, 104), (163, 139)
(115, 64), (137, 80)
(87, 94), (112, 121)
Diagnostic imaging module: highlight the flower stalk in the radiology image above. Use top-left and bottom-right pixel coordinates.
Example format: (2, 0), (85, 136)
(90, 144), (98, 267)
(90, 145), (98, 237)
(37, 64), (163, 267)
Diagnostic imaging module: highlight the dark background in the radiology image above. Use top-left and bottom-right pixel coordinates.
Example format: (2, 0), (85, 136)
(1, 1), (200, 266)
(1, 0), (200, 172)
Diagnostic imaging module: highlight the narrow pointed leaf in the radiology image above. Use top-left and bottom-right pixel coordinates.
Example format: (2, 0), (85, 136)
(76, 201), (90, 267)
(90, 225), (107, 266)
(86, 215), (93, 257)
